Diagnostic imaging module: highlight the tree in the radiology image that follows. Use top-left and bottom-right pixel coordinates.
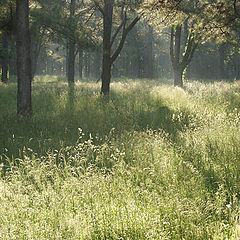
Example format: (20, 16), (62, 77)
(95, 0), (141, 95)
(143, 26), (154, 79)
(170, 22), (198, 87)
(0, 0), (16, 83)
(142, 0), (201, 86)
(217, 43), (226, 79)
(184, 0), (240, 80)
(78, 49), (83, 78)
(0, 0), (15, 31)
(1, 32), (9, 83)
(16, 0), (32, 116)
(35, 0), (98, 82)
(29, 5), (50, 80)
(67, 0), (76, 84)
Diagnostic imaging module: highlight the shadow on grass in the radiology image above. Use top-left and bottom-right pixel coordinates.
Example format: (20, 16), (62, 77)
(0, 82), (194, 166)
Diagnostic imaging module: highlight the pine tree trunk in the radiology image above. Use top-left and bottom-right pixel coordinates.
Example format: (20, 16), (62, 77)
(84, 51), (90, 78)
(173, 67), (183, 87)
(87, 52), (91, 78)
(218, 44), (225, 79)
(67, 0), (76, 83)
(101, 0), (113, 95)
(67, 42), (75, 83)
(78, 49), (83, 79)
(234, 48), (240, 80)
(16, 0), (32, 117)
(144, 26), (154, 79)
(31, 50), (38, 80)
(101, 54), (111, 95)
(93, 51), (101, 79)
(31, 40), (42, 80)
(98, 0), (139, 94)
(9, 36), (17, 76)
(2, 33), (8, 83)
(66, 45), (69, 78)
(170, 24), (197, 88)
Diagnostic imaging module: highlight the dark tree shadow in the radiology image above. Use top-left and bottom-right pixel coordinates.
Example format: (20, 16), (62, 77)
(0, 83), (196, 171)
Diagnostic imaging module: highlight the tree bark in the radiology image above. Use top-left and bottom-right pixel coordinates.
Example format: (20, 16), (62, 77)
(144, 26), (154, 79)
(100, 0), (113, 95)
(234, 47), (240, 80)
(98, 0), (140, 95)
(1, 33), (8, 83)
(93, 50), (101, 79)
(67, 41), (75, 83)
(31, 36), (43, 80)
(16, 0), (32, 117)
(170, 24), (198, 87)
(66, 45), (69, 77)
(84, 51), (91, 78)
(9, 35), (17, 76)
(67, 0), (76, 83)
(78, 49), (83, 79)
(170, 25), (183, 87)
(218, 43), (226, 79)
(173, 66), (184, 87)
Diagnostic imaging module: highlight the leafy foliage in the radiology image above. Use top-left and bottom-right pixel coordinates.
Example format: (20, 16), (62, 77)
(0, 0), (15, 33)
(142, 0), (240, 44)
(32, 0), (99, 49)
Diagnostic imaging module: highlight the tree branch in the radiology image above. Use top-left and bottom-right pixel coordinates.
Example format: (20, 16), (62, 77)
(181, 32), (198, 68)
(174, 25), (181, 64)
(234, 0), (240, 18)
(110, 17), (125, 48)
(170, 26), (176, 68)
(110, 16), (140, 64)
(93, 0), (104, 15)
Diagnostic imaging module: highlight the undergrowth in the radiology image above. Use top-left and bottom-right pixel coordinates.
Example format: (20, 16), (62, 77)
(0, 77), (240, 239)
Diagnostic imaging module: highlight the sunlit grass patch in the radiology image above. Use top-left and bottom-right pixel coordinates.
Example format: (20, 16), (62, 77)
(185, 80), (240, 112)
(0, 128), (239, 239)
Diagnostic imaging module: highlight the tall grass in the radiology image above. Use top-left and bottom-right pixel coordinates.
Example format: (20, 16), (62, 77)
(0, 76), (240, 239)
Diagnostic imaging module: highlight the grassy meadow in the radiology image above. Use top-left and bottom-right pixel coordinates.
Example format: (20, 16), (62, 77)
(0, 76), (240, 239)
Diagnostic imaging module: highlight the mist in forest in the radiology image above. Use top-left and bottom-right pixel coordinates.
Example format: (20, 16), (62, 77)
(29, 25), (239, 82)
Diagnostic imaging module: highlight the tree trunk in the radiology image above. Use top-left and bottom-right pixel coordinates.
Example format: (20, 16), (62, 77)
(170, 24), (198, 87)
(9, 35), (17, 76)
(144, 26), (154, 79)
(67, 41), (75, 83)
(1, 33), (8, 83)
(31, 40), (42, 80)
(101, 0), (113, 95)
(173, 66), (184, 87)
(170, 25), (183, 87)
(67, 0), (76, 83)
(218, 43), (226, 79)
(84, 51), (91, 78)
(66, 45), (69, 78)
(93, 50), (101, 79)
(16, 0), (32, 117)
(78, 49), (83, 79)
(31, 50), (38, 80)
(96, 0), (140, 94)
(234, 47), (240, 80)
(101, 54), (112, 95)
